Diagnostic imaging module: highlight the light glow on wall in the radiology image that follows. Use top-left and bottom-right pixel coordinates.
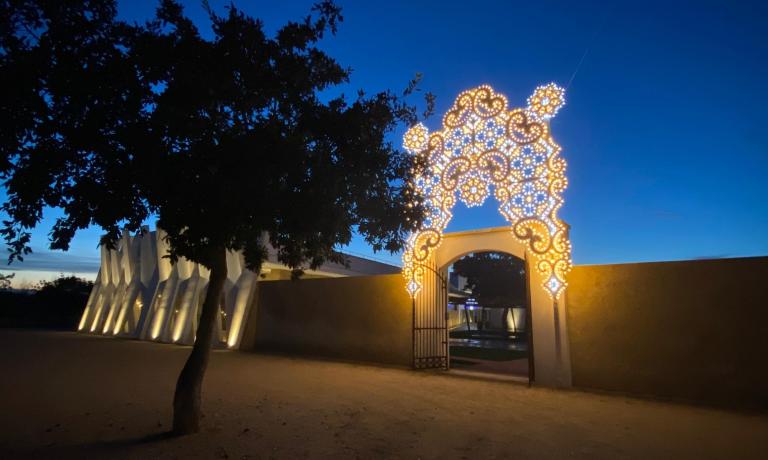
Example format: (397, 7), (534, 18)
(402, 84), (572, 299)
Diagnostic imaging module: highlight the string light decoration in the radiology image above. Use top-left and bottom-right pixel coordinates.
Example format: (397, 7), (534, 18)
(402, 84), (572, 299)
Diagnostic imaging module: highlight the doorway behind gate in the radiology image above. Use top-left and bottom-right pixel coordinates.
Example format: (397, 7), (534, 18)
(447, 251), (530, 377)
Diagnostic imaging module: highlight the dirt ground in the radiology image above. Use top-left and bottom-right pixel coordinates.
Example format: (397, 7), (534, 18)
(1, 330), (766, 459)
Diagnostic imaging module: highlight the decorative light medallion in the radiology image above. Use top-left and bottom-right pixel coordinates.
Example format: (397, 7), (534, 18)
(402, 84), (572, 299)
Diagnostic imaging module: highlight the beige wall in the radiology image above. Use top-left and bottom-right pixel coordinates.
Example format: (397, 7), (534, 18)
(567, 256), (768, 409)
(241, 254), (767, 409)
(244, 274), (413, 366)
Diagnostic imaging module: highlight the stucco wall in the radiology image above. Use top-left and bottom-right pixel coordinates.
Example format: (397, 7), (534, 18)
(240, 255), (767, 408)
(567, 256), (768, 409)
(244, 274), (412, 366)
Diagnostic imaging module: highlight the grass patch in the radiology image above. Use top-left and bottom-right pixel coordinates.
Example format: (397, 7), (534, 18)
(450, 346), (527, 361)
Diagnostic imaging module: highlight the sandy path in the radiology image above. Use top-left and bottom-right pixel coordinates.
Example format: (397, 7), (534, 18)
(0, 330), (766, 459)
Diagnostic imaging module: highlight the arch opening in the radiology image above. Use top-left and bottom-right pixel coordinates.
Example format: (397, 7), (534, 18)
(446, 251), (531, 377)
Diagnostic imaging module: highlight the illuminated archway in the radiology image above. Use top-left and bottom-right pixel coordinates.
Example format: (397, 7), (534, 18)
(402, 84), (572, 300)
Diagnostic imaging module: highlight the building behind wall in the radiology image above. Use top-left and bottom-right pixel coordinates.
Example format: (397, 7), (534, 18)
(77, 227), (399, 349)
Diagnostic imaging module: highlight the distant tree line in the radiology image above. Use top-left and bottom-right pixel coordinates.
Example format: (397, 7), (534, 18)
(0, 274), (93, 329)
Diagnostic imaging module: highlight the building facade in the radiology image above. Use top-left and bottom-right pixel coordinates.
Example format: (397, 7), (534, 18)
(77, 228), (399, 348)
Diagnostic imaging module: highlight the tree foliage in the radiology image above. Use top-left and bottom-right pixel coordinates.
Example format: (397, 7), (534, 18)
(35, 273), (93, 294)
(1, 0), (426, 269)
(128, 0), (426, 271)
(452, 252), (526, 308)
(0, 274), (92, 328)
(0, 0), (153, 256)
(0, 272), (13, 290)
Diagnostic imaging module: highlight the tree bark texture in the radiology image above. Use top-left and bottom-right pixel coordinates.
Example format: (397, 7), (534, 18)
(172, 247), (228, 435)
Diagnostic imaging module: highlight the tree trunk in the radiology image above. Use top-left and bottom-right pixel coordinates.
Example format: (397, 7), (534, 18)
(463, 307), (472, 332)
(172, 247), (227, 435)
(502, 307), (511, 332)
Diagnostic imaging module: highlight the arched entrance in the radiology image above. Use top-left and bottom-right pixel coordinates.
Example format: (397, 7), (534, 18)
(447, 250), (530, 377)
(401, 84), (573, 386)
(412, 227), (572, 386)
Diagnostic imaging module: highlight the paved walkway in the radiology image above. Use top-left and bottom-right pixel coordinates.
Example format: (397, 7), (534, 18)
(1, 330), (766, 459)
(450, 356), (529, 376)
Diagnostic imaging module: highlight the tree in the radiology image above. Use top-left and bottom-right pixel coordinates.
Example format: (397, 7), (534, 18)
(33, 274), (94, 327)
(0, 272), (13, 290)
(0, 274), (92, 328)
(35, 274), (93, 295)
(1, 0), (427, 435)
(452, 252), (526, 331)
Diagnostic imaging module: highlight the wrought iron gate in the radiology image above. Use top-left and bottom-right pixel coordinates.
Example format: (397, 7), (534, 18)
(412, 262), (449, 369)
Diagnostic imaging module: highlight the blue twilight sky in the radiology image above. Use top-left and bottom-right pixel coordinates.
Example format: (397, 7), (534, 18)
(2, 0), (767, 284)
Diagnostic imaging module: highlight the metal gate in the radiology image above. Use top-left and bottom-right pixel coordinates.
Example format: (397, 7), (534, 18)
(412, 262), (449, 369)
